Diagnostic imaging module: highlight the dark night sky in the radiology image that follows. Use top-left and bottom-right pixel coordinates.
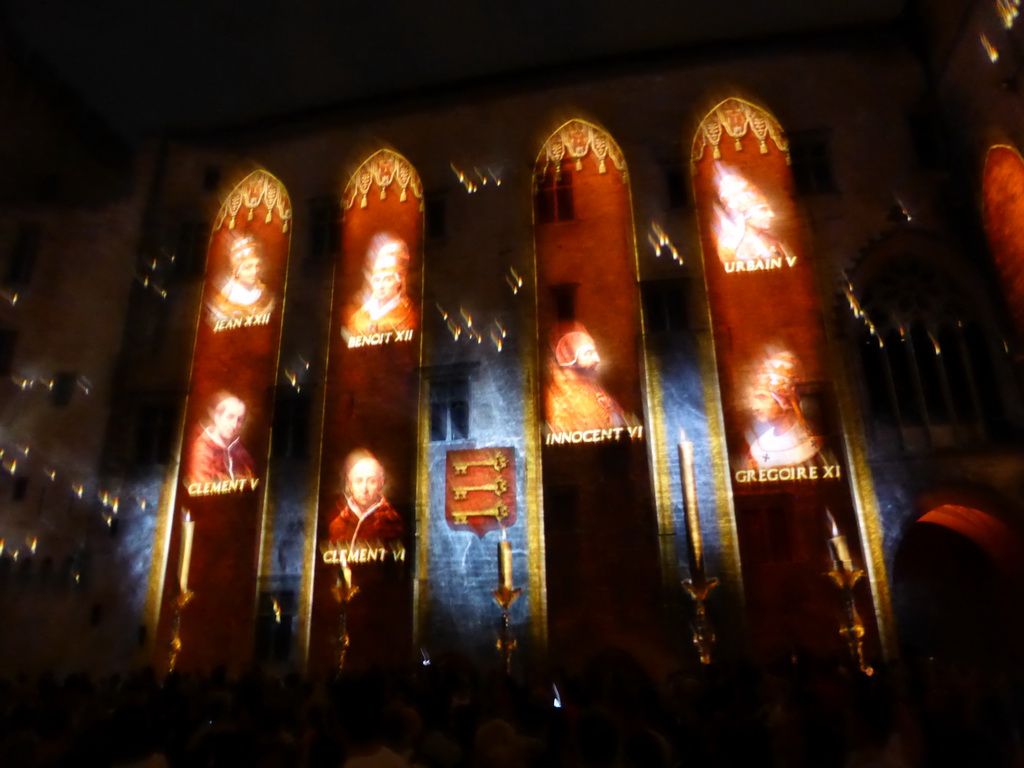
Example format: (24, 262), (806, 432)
(6, 0), (904, 137)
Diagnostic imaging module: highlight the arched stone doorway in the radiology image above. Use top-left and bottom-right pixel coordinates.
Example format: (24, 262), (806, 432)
(892, 502), (1024, 668)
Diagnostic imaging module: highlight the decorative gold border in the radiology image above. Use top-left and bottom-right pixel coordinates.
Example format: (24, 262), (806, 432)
(296, 149), (426, 669)
(294, 265), (334, 671)
(413, 370), (431, 647)
(687, 106), (753, 618)
(253, 171), (295, 656)
(140, 436), (186, 663)
(525, 195), (549, 655)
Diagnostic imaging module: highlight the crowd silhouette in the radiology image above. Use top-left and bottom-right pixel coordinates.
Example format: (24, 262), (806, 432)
(1, 648), (1022, 767)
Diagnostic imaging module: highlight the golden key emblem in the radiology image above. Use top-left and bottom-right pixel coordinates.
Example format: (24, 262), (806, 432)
(451, 503), (509, 524)
(452, 452), (509, 475)
(452, 477), (509, 500)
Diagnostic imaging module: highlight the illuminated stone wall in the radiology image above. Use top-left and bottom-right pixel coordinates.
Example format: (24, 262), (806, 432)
(6, 27), (1024, 674)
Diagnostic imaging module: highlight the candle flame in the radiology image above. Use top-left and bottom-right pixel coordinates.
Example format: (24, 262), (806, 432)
(460, 307), (473, 328)
(29, 537), (37, 554)
(826, 508), (839, 537)
(272, 598), (282, 623)
(436, 302), (448, 320)
(982, 34), (1000, 62)
(997, 0), (1019, 28)
(0, 539), (5, 556)
(74, 484), (84, 498)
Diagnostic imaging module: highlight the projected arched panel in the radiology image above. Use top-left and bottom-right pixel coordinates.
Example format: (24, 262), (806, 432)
(157, 170), (293, 673)
(308, 150), (423, 673)
(691, 99), (878, 660)
(533, 120), (665, 662)
(983, 145), (1024, 342)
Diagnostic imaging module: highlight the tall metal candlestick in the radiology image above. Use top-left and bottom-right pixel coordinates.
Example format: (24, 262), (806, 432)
(678, 428), (717, 665)
(824, 509), (870, 674)
(331, 551), (360, 675)
(498, 538), (513, 591)
(493, 529), (521, 675)
(168, 510), (195, 674)
(678, 429), (703, 571)
(178, 511), (195, 594)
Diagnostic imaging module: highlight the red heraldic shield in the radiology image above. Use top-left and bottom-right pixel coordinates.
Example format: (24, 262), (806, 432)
(446, 448), (517, 538)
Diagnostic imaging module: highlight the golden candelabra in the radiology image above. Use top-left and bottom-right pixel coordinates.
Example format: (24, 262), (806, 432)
(678, 429), (718, 665)
(331, 560), (360, 674)
(826, 562), (870, 674)
(494, 535), (520, 674)
(167, 588), (194, 674)
(826, 510), (871, 674)
(493, 584), (521, 675)
(682, 572), (718, 665)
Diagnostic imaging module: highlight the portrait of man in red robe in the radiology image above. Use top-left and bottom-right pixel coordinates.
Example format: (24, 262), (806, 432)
(545, 325), (629, 433)
(344, 233), (418, 338)
(327, 449), (404, 549)
(184, 391), (257, 486)
(206, 235), (275, 325)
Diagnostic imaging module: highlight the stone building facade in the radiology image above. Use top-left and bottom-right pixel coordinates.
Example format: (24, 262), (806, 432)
(2, 2), (1024, 676)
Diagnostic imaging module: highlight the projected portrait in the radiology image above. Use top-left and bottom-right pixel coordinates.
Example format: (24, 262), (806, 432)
(185, 391), (257, 487)
(207, 235), (275, 324)
(545, 325), (629, 433)
(344, 233), (418, 338)
(712, 164), (792, 266)
(327, 449), (404, 549)
(743, 351), (827, 470)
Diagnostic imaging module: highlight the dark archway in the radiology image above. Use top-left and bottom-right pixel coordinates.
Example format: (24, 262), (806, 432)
(892, 503), (1024, 668)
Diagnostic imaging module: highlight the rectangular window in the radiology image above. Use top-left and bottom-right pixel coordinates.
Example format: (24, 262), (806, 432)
(0, 329), (17, 375)
(908, 108), (947, 170)
(426, 196), (447, 240)
(789, 130), (837, 195)
(272, 389), (310, 459)
(254, 589), (296, 663)
(641, 279), (689, 333)
(536, 167), (575, 223)
(550, 283), (579, 322)
(134, 402), (177, 465)
(664, 166), (688, 209)
(12, 476), (28, 502)
(308, 196), (340, 265)
(430, 377), (470, 441)
(51, 372), (76, 407)
(7, 223), (40, 286)
(173, 219), (208, 278)
(202, 165), (222, 191)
